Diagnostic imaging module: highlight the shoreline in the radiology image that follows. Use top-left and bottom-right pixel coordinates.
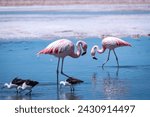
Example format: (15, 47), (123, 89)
(0, 0), (150, 6)
(0, 4), (150, 12)
(0, 4), (150, 40)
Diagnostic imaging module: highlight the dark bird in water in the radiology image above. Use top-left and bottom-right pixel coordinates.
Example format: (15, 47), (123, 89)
(17, 79), (39, 95)
(2, 77), (25, 93)
(60, 77), (83, 91)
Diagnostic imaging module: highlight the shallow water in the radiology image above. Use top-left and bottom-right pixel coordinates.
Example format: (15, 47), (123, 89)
(1, 10), (150, 15)
(0, 37), (150, 100)
(0, 10), (149, 21)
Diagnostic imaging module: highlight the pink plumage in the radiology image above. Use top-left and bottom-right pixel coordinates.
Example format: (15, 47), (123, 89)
(38, 39), (74, 57)
(37, 39), (87, 80)
(38, 39), (87, 58)
(91, 37), (131, 67)
(102, 37), (131, 50)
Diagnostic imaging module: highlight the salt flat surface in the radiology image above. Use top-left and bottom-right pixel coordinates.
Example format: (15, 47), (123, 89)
(0, 5), (150, 40)
(0, 4), (150, 11)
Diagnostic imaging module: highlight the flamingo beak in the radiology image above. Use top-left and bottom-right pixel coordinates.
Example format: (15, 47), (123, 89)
(93, 56), (98, 60)
(82, 51), (86, 56)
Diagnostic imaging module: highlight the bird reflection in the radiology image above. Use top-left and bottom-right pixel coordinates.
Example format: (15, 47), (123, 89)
(59, 91), (81, 100)
(56, 72), (60, 99)
(92, 72), (97, 84)
(91, 72), (98, 91)
(5, 93), (32, 100)
(102, 68), (127, 99)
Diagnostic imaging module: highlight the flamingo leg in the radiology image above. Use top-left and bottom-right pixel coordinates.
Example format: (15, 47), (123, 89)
(56, 58), (60, 85)
(61, 58), (64, 74)
(57, 58), (60, 74)
(60, 58), (70, 77)
(113, 50), (119, 67)
(102, 50), (111, 68)
(56, 69), (59, 85)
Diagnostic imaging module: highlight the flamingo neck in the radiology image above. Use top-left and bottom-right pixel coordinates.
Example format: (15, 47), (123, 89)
(91, 45), (106, 58)
(95, 45), (106, 54)
(70, 41), (82, 58)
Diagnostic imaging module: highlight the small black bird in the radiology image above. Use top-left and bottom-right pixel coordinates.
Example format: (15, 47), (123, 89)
(2, 77), (25, 93)
(60, 77), (83, 91)
(17, 79), (39, 95)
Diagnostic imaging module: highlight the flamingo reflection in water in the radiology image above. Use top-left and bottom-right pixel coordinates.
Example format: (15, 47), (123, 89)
(103, 68), (128, 99)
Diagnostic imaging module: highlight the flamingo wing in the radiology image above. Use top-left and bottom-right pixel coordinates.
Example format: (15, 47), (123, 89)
(102, 37), (131, 49)
(114, 38), (131, 47)
(38, 39), (74, 56)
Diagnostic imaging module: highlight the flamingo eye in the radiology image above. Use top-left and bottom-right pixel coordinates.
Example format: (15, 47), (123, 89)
(83, 44), (87, 50)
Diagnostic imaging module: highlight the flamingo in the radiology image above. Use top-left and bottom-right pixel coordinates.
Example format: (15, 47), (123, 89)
(91, 37), (131, 67)
(37, 39), (87, 77)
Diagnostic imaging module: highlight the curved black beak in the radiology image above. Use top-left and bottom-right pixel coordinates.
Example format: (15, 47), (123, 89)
(93, 57), (98, 60)
(82, 51), (86, 56)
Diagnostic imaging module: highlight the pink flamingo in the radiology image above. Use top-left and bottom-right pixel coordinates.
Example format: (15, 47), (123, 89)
(91, 37), (131, 67)
(37, 39), (87, 77)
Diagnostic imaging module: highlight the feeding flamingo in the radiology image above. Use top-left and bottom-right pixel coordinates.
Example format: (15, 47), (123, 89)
(37, 39), (87, 78)
(91, 37), (131, 67)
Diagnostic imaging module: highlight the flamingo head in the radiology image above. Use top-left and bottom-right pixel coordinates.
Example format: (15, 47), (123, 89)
(91, 45), (98, 60)
(76, 40), (87, 56)
(81, 41), (87, 56)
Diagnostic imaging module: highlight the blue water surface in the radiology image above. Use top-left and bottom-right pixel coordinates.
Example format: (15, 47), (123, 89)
(1, 10), (150, 15)
(0, 37), (150, 100)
